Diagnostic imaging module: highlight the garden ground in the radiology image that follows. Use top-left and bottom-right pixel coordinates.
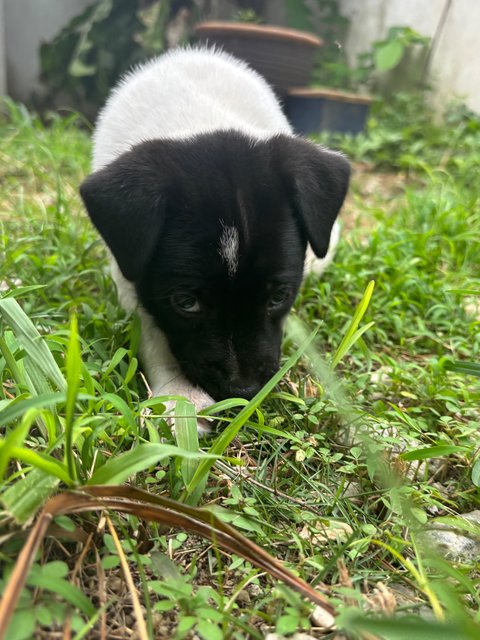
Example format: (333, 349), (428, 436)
(0, 96), (479, 639)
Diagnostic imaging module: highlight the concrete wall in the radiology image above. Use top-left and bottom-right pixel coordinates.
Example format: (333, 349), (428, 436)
(339, 0), (480, 113)
(4, 0), (91, 102)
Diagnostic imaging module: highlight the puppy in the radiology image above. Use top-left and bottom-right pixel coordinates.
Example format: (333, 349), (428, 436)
(80, 47), (350, 418)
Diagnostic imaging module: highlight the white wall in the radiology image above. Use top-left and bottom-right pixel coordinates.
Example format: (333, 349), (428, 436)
(339, 0), (480, 113)
(4, 0), (91, 101)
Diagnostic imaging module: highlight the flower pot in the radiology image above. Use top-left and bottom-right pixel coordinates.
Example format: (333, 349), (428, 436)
(194, 21), (322, 94)
(285, 87), (372, 135)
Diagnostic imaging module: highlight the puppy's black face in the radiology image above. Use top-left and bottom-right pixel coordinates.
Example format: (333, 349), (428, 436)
(81, 131), (350, 400)
(137, 163), (306, 400)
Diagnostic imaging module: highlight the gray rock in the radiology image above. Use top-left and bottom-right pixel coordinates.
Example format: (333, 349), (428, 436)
(420, 510), (480, 561)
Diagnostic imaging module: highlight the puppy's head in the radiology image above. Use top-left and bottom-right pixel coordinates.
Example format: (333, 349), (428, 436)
(80, 131), (349, 400)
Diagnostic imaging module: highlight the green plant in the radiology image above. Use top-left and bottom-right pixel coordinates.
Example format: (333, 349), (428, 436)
(232, 9), (263, 24)
(312, 24), (430, 92)
(326, 93), (480, 182)
(359, 26), (431, 93)
(40, 0), (174, 114)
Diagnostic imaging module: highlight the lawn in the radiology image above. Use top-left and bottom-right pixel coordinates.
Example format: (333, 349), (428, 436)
(0, 95), (479, 639)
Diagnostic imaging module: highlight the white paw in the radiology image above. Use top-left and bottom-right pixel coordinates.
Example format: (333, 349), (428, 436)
(153, 379), (215, 435)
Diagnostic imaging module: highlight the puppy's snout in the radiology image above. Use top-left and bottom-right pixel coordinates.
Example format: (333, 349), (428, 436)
(228, 383), (261, 400)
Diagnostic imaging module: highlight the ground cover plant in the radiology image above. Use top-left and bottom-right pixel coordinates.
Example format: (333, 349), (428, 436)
(0, 94), (479, 639)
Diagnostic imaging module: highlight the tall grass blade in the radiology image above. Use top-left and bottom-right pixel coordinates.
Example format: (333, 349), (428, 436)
(448, 361), (480, 377)
(0, 297), (66, 391)
(87, 443), (218, 485)
(65, 314), (81, 481)
(174, 399), (200, 486)
(0, 442), (72, 485)
(331, 280), (375, 369)
(472, 459), (480, 487)
(1, 468), (60, 523)
(0, 333), (27, 389)
(0, 408), (39, 479)
(0, 392), (66, 426)
(339, 612), (480, 640)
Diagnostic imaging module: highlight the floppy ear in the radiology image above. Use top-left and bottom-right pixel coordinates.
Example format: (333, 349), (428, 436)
(80, 144), (166, 282)
(273, 136), (350, 258)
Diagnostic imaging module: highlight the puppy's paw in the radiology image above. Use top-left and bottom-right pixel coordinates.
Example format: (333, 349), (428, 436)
(153, 380), (214, 436)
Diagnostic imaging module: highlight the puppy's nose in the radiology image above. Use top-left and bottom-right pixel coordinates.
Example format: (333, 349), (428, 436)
(228, 384), (261, 400)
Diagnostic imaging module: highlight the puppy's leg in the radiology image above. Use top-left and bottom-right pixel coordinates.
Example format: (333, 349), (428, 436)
(138, 308), (214, 433)
(303, 220), (341, 277)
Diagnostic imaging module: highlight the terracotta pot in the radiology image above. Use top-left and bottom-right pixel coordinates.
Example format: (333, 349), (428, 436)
(194, 21), (323, 94)
(286, 87), (372, 135)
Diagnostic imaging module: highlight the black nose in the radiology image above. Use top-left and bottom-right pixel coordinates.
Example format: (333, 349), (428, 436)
(228, 384), (261, 400)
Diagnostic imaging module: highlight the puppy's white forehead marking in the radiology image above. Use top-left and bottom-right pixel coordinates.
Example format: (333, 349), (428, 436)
(218, 223), (239, 277)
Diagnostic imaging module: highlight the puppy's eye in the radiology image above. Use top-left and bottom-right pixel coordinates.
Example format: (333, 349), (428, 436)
(171, 293), (201, 314)
(268, 286), (291, 309)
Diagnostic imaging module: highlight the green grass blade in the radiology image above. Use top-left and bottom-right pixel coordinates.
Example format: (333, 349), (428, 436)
(174, 399), (200, 486)
(0, 333), (27, 389)
(401, 445), (468, 461)
(0, 443), (72, 485)
(446, 289), (480, 295)
(0, 408), (45, 479)
(472, 458), (480, 487)
(448, 361), (480, 377)
(331, 280), (375, 369)
(1, 284), (47, 299)
(99, 393), (139, 436)
(0, 297), (66, 391)
(339, 612), (480, 640)
(87, 443), (218, 485)
(1, 468), (60, 523)
(104, 347), (129, 375)
(65, 314), (81, 481)
(0, 392), (67, 426)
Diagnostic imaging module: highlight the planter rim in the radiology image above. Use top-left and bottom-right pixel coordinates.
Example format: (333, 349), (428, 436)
(288, 87), (373, 104)
(194, 21), (323, 47)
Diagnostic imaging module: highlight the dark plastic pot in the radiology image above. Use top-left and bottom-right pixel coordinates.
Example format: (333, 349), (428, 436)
(194, 21), (323, 94)
(286, 87), (372, 135)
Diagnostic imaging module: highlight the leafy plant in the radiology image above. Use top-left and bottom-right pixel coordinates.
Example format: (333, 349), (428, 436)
(40, 0), (173, 114)
(372, 26), (430, 73)
(232, 9), (263, 24)
(312, 24), (430, 92)
(325, 92), (480, 184)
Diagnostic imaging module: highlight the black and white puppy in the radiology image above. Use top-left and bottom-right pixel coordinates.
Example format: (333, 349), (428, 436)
(80, 47), (350, 417)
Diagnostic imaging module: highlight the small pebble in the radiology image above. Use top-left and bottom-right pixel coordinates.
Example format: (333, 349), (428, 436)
(310, 605), (336, 629)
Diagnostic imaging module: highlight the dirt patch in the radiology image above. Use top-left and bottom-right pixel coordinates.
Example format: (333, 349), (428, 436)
(341, 162), (411, 233)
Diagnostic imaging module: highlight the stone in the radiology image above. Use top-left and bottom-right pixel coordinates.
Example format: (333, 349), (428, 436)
(420, 510), (480, 561)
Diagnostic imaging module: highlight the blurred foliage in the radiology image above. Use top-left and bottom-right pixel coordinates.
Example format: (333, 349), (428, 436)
(312, 24), (430, 92)
(335, 94), (480, 179)
(40, 0), (174, 115)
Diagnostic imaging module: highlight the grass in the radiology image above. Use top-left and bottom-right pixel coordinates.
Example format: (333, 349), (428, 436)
(0, 94), (480, 639)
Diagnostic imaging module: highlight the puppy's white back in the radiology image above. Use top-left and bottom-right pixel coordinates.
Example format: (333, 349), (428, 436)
(93, 47), (292, 171)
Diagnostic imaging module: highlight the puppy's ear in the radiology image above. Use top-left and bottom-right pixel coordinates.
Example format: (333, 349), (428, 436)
(80, 144), (166, 281)
(273, 136), (350, 258)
